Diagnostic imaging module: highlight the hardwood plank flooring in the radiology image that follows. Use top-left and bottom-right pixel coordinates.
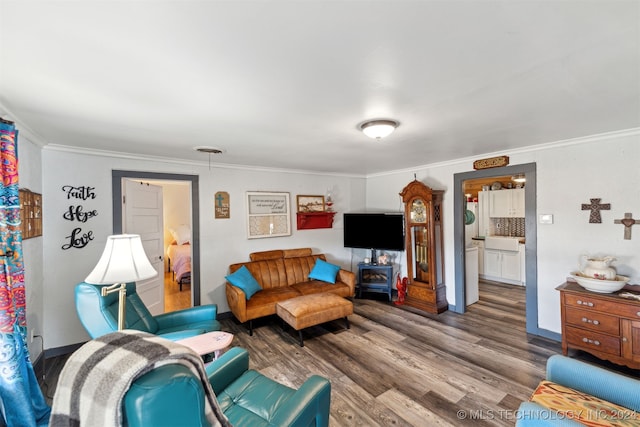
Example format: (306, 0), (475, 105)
(164, 271), (191, 312)
(38, 281), (636, 426)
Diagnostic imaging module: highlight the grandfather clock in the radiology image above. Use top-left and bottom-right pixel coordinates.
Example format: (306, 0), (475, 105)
(400, 179), (448, 314)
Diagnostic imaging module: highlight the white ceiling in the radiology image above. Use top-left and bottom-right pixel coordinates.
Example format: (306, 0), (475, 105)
(1, 1), (638, 175)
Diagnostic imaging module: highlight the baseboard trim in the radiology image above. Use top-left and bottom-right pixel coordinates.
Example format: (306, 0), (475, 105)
(45, 342), (85, 359)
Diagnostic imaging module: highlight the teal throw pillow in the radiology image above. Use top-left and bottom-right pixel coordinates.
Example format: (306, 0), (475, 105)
(308, 259), (341, 284)
(225, 265), (262, 300)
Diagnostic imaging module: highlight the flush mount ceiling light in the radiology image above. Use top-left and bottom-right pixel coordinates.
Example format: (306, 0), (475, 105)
(359, 119), (399, 140)
(511, 173), (526, 183)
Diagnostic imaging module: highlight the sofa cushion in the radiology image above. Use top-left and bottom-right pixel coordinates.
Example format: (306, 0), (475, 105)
(230, 259), (288, 289)
(226, 266), (262, 300)
(291, 280), (352, 297)
(530, 380), (640, 426)
(308, 259), (341, 284)
(249, 250), (284, 261)
(282, 248), (313, 258)
(245, 287), (302, 319)
(283, 254), (324, 285)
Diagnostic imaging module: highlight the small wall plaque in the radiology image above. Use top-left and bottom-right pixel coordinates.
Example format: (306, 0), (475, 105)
(214, 191), (230, 219)
(473, 155), (510, 170)
(20, 189), (43, 239)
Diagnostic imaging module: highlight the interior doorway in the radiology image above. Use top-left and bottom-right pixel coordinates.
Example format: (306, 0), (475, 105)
(111, 170), (202, 308)
(453, 163), (541, 336)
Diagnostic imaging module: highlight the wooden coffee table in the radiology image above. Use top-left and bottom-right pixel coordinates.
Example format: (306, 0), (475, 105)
(177, 331), (234, 360)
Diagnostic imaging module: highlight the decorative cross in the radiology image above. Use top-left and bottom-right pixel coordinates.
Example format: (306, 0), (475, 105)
(215, 192), (225, 207)
(581, 198), (610, 223)
(614, 213), (640, 240)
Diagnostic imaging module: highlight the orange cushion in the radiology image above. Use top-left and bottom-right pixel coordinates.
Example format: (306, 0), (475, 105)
(530, 380), (640, 426)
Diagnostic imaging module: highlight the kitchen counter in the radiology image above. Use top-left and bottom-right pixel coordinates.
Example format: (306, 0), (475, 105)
(472, 235), (524, 244)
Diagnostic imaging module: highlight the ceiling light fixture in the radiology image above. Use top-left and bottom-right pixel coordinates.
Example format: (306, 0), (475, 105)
(512, 173), (526, 183)
(359, 119), (399, 140)
(194, 146), (224, 170)
(194, 146), (223, 154)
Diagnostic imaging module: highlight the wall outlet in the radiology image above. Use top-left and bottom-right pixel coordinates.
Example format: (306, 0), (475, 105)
(30, 329), (35, 343)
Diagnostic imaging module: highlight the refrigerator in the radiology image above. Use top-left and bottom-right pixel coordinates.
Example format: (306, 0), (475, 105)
(464, 201), (478, 246)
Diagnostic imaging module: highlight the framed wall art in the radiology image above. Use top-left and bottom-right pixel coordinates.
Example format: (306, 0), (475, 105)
(296, 195), (325, 212)
(246, 191), (291, 239)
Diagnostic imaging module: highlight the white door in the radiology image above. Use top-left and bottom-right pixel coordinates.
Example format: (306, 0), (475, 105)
(123, 180), (165, 315)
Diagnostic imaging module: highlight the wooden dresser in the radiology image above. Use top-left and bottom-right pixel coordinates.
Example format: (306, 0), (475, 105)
(557, 281), (640, 369)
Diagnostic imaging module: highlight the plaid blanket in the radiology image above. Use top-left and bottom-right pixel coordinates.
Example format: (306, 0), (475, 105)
(49, 330), (231, 426)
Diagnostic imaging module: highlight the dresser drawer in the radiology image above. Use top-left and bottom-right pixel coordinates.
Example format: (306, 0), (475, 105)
(565, 325), (620, 356)
(564, 293), (615, 312)
(565, 307), (620, 335)
(564, 293), (640, 319)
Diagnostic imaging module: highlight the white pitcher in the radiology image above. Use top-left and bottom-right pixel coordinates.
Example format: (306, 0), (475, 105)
(581, 255), (617, 280)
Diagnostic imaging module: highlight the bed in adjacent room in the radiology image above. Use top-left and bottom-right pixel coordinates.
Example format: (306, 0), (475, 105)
(167, 225), (192, 291)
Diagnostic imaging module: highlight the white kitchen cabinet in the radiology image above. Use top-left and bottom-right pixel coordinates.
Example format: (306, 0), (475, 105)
(489, 189), (525, 218)
(465, 247), (479, 305)
(484, 248), (522, 285)
(470, 239), (484, 275)
(477, 191), (491, 237)
(519, 243), (526, 286)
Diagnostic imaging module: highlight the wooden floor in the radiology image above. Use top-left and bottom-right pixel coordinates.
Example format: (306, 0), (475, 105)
(38, 282), (632, 426)
(164, 271), (191, 312)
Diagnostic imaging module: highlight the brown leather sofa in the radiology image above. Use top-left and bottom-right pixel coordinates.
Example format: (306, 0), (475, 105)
(225, 248), (356, 335)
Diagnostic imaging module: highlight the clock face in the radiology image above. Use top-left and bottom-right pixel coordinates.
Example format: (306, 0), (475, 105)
(410, 199), (427, 223)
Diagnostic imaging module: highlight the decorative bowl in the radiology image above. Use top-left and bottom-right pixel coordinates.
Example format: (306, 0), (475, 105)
(570, 271), (629, 293)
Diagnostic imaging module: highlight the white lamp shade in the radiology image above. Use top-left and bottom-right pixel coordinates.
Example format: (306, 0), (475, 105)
(360, 119), (399, 139)
(85, 234), (158, 284)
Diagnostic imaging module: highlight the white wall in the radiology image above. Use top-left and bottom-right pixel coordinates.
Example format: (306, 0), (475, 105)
(366, 130), (640, 334)
(42, 149), (366, 349)
(18, 132), (45, 361)
(39, 129), (640, 350)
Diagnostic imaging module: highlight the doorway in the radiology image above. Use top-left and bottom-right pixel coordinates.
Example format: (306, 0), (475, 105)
(453, 163), (540, 336)
(112, 170), (202, 307)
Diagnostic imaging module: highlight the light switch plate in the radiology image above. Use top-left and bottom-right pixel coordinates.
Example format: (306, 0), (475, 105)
(539, 214), (553, 224)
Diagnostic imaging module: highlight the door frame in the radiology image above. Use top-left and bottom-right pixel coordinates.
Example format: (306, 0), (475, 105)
(112, 170), (201, 306)
(453, 162), (542, 336)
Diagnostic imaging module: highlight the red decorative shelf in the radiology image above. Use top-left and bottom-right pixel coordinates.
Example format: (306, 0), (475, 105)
(296, 212), (336, 230)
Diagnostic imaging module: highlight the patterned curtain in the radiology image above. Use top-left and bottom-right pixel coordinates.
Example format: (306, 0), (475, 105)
(0, 121), (50, 426)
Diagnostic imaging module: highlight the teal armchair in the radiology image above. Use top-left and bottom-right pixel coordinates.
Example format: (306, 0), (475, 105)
(124, 347), (331, 427)
(75, 282), (220, 340)
(516, 355), (640, 426)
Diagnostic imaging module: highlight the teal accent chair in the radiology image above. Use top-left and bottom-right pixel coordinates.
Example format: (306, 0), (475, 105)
(124, 347), (331, 427)
(75, 282), (220, 340)
(516, 355), (640, 426)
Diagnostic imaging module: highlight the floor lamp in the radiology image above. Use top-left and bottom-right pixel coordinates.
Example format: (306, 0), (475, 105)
(85, 234), (158, 330)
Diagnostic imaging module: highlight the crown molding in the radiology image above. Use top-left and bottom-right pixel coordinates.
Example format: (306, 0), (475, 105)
(366, 127), (640, 179)
(43, 144), (365, 178)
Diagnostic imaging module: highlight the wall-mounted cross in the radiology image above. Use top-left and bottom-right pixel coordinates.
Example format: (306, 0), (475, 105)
(581, 198), (610, 223)
(215, 192), (225, 207)
(614, 213), (640, 240)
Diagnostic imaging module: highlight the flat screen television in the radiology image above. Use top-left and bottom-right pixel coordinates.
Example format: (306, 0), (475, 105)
(343, 213), (405, 258)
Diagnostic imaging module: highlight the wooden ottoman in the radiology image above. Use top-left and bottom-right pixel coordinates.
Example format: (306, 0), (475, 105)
(276, 292), (353, 347)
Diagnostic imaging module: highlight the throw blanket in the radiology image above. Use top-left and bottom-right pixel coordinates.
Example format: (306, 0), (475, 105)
(49, 330), (231, 427)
